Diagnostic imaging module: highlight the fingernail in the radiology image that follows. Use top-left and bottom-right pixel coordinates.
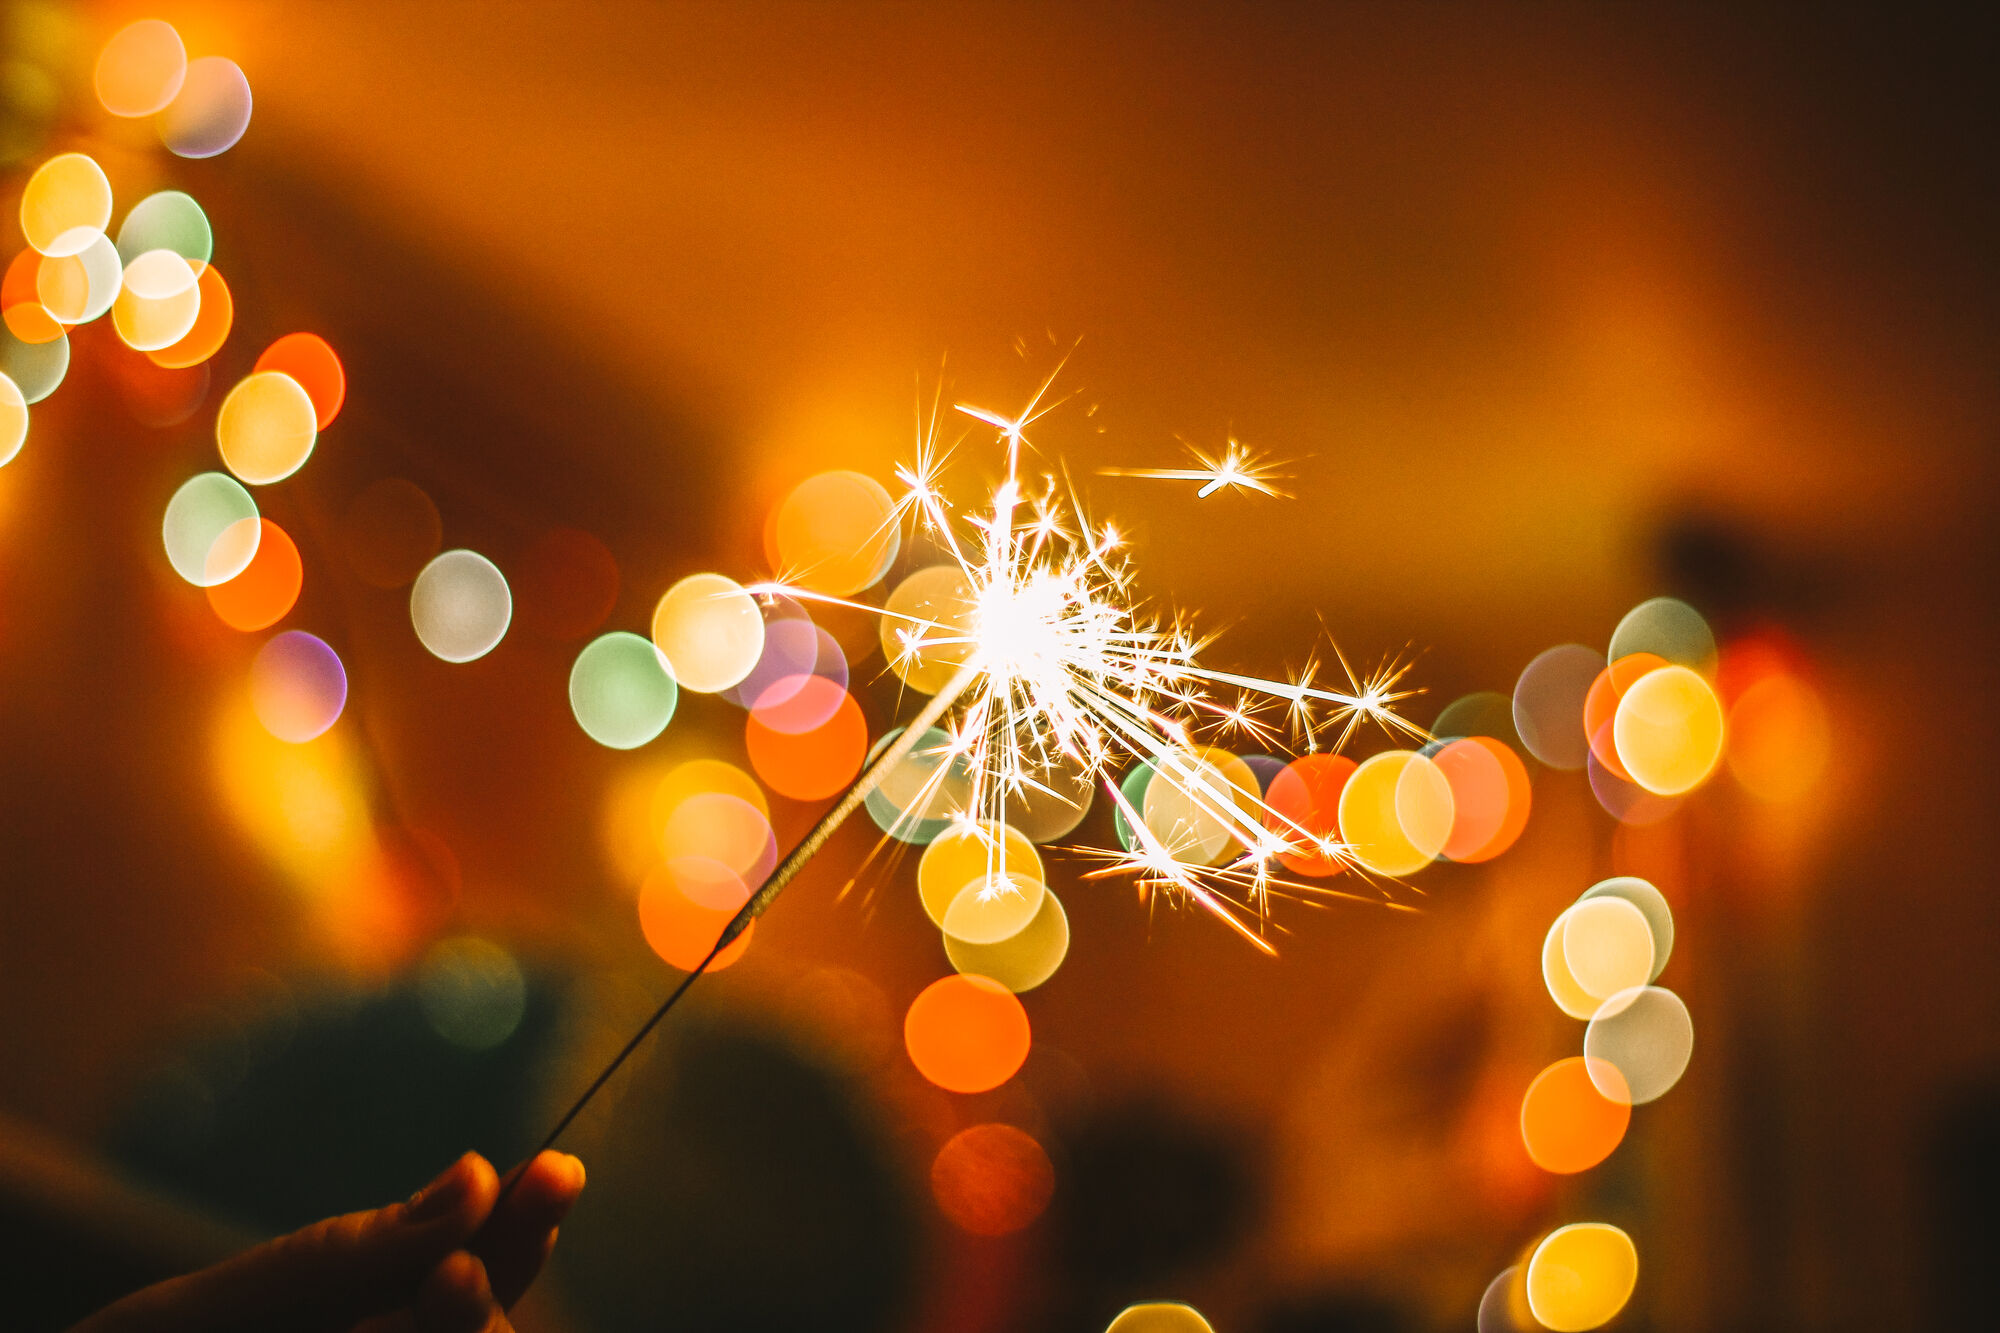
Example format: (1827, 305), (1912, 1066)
(407, 1154), (474, 1222)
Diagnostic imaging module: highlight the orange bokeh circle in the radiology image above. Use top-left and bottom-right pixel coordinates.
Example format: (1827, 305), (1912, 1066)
(931, 1123), (1056, 1235)
(904, 974), (1031, 1094)
(638, 857), (753, 972)
(1519, 1056), (1632, 1174)
(255, 332), (346, 428)
(1262, 753), (1357, 876)
(147, 264), (233, 368)
(745, 679), (867, 801)
(1434, 736), (1531, 863)
(205, 518), (302, 631)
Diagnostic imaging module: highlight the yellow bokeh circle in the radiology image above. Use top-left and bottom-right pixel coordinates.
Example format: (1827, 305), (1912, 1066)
(1338, 750), (1454, 877)
(942, 871), (1047, 947)
(881, 563), (977, 693)
(1612, 664), (1724, 796)
(1560, 896), (1655, 1001)
(20, 153), (113, 258)
(1541, 909), (1602, 1020)
(1104, 1304), (1215, 1333)
(95, 19), (188, 117)
(768, 470), (899, 596)
(650, 572), (764, 693)
(918, 821), (1042, 926)
(217, 371), (319, 485)
(944, 887), (1070, 992)
(1525, 1222), (1638, 1331)
(1, 372), (27, 467)
(112, 251), (202, 351)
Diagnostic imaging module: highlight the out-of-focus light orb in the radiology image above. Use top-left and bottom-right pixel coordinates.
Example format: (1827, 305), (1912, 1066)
(205, 518), (301, 631)
(745, 681), (866, 800)
(147, 263), (232, 368)
(1264, 753), (1355, 876)
(163, 471), (259, 586)
(942, 872), (1047, 946)
(1477, 1266), (1536, 1333)
(254, 332), (345, 428)
(660, 791), (774, 885)
(1727, 673), (1832, 803)
(1561, 896), (1655, 1000)
(1520, 1056), (1632, 1174)
(157, 56), (252, 158)
(341, 478), (441, 589)
(20, 152), (112, 257)
(416, 936), (526, 1051)
(1112, 761), (1156, 853)
(903, 974), (1031, 1094)
(865, 725), (972, 844)
(95, 20), (187, 117)
(945, 888), (1069, 993)
(1586, 734), (1682, 827)
(215, 370), (317, 484)
(36, 233), (122, 324)
(1612, 664), (1724, 795)
(1541, 910), (1602, 1021)
(1610, 596), (1716, 675)
(115, 191), (212, 270)
(1513, 644), (1604, 770)
(1337, 750), (1453, 877)
(1524, 1222), (1639, 1331)
(1577, 877), (1673, 980)
(639, 858), (753, 972)
(569, 631), (678, 749)
(3, 247), (65, 343)
(931, 1123), (1056, 1236)
(250, 630), (347, 743)
(113, 250), (202, 351)
(0, 372), (25, 467)
(747, 625), (850, 732)
(1583, 652), (1668, 779)
(1143, 749), (1253, 865)
(1103, 1303), (1215, 1333)
(1435, 689), (1523, 749)
(882, 564), (977, 693)
(211, 698), (371, 891)
(1432, 736), (1531, 863)
(411, 549), (512, 662)
(919, 821), (1042, 926)
(0, 323), (68, 402)
(769, 470), (900, 596)
(1006, 750), (1097, 844)
(655, 757), (770, 826)
(650, 572), (764, 692)
(721, 596), (814, 707)
(1585, 985), (1693, 1104)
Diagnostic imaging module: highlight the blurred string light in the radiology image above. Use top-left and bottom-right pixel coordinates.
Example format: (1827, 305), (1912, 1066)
(516, 526), (619, 641)
(216, 370), (318, 483)
(205, 517), (302, 631)
(94, 19), (186, 118)
(568, 631), (678, 749)
(255, 332), (345, 427)
(117, 191), (212, 269)
(250, 630), (347, 743)
(155, 55), (252, 158)
(930, 1122), (1055, 1236)
(903, 974), (1030, 1094)
(162, 471), (259, 586)
(1525, 1224), (1639, 1332)
(0, 371), (26, 466)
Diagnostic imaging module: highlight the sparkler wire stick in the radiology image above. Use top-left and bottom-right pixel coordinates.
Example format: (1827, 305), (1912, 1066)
(505, 660), (982, 1199)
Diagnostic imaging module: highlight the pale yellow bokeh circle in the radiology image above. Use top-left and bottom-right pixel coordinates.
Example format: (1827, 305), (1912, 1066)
(1561, 896), (1655, 1000)
(1525, 1222), (1638, 1331)
(881, 563), (977, 693)
(20, 154), (113, 258)
(918, 821), (1042, 926)
(1613, 664), (1724, 796)
(217, 371), (319, 484)
(1143, 749), (1256, 865)
(1338, 750), (1454, 877)
(944, 887), (1070, 992)
(112, 252), (203, 352)
(941, 871), (1047, 946)
(650, 572), (764, 693)
(1104, 1303), (1215, 1333)
(1542, 910), (1602, 1020)
(0, 372), (28, 467)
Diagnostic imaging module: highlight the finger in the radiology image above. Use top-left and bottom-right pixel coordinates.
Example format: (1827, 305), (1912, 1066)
(80, 1153), (500, 1333)
(415, 1251), (513, 1333)
(471, 1151), (585, 1309)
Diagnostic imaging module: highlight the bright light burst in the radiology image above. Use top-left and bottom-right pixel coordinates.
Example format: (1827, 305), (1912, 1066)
(1098, 434), (1292, 499)
(761, 368), (1423, 950)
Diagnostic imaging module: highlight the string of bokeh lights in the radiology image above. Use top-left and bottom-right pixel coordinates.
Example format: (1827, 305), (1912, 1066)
(2, 17), (1839, 1333)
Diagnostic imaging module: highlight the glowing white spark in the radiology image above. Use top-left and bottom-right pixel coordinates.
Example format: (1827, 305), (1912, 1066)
(1099, 435), (1291, 499)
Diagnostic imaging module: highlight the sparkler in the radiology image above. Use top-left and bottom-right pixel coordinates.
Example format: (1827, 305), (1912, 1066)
(522, 368), (1419, 1173)
(1098, 434), (1292, 499)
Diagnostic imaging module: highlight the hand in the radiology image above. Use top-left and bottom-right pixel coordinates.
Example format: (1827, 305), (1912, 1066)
(71, 1150), (585, 1333)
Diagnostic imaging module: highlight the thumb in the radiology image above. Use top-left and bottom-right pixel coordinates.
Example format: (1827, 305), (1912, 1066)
(79, 1153), (500, 1333)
